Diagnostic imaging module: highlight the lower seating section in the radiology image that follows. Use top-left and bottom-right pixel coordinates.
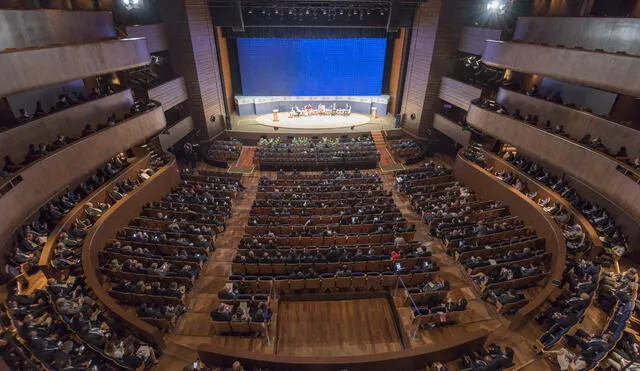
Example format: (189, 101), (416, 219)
(100, 170), (243, 330)
(255, 136), (380, 170)
(388, 139), (427, 165)
(205, 139), (242, 164)
(215, 169), (424, 336)
(1, 152), (167, 369)
(396, 161), (550, 314)
(7, 153), (135, 274)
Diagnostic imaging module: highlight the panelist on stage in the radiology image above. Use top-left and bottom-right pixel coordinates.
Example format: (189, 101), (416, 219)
(305, 104), (313, 115)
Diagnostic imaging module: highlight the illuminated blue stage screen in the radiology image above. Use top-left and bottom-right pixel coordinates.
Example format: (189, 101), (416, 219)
(237, 38), (387, 96)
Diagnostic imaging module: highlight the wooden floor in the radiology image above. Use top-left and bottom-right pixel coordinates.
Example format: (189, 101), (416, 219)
(276, 298), (404, 356)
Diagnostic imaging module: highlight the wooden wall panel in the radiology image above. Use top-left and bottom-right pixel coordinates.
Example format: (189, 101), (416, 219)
(466, 104), (640, 221)
(0, 9), (115, 51)
(160, 0), (226, 141)
(160, 116), (194, 150)
(0, 38), (149, 97)
(0, 107), (166, 257)
(438, 76), (482, 111)
(0, 89), (134, 162)
(514, 17), (640, 56)
(216, 26), (234, 117)
(483, 40), (640, 97)
(148, 77), (188, 111)
(432, 113), (470, 146)
(458, 26), (502, 56)
(400, 0), (441, 135)
(497, 87), (640, 158)
(125, 24), (168, 54)
(388, 28), (407, 115)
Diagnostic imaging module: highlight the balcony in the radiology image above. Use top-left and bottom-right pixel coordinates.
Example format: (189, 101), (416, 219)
(0, 89), (134, 163)
(0, 106), (165, 247)
(466, 103), (640, 221)
(148, 77), (188, 111)
(0, 9), (116, 51)
(125, 24), (168, 54)
(482, 40), (640, 97)
(496, 87), (640, 158)
(458, 26), (502, 56)
(514, 17), (640, 56)
(433, 114), (470, 146)
(0, 38), (150, 97)
(159, 116), (193, 151)
(438, 77), (482, 111)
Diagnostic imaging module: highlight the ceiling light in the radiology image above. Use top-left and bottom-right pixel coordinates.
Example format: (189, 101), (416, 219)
(487, 1), (502, 10)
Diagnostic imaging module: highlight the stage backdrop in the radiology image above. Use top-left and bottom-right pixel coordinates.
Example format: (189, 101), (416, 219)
(237, 38), (387, 96)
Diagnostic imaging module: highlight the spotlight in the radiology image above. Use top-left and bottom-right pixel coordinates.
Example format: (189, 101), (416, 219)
(247, 9), (252, 14)
(322, 8), (327, 15)
(305, 8), (310, 15)
(274, 9), (279, 14)
(486, 1), (502, 10)
(339, 9), (344, 15)
(261, 8), (266, 14)
(353, 9), (358, 15)
(288, 8), (293, 15)
(380, 10), (385, 15)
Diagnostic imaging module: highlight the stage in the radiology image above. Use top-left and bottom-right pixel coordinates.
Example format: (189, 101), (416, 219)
(230, 112), (398, 134)
(255, 111), (372, 130)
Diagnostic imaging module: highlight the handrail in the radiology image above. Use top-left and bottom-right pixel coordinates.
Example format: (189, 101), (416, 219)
(81, 155), (181, 348)
(0, 87), (130, 138)
(470, 101), (640, 179)
(37, 153), (151, 268)
(197, 329), (489, 371)
(497, 86), (639, 140)
(0, 103), (161, 194)
(478, 147), (604, 256)
(454, 150), (566, 331)
(466, 102), (640, 221)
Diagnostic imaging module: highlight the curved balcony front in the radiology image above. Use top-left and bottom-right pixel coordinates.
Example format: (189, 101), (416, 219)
(0, 89), (134, 163)
(496, 87), (640, 158)
(454, 150), (566, 330)
(466, 103), (640, 221)
(0, 9), (116, 51)
(438, 77), (482, 111)
(514, 17), (640, 56)
(0, 38), (150, 97)
(0, 106), (166, 249)
(82, 155), (180, 348)
(433, 113), (470, 146)
(482, 40), (640, 97)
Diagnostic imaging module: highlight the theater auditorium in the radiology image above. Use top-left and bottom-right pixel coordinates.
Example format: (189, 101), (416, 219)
(1, 0), (640, 370)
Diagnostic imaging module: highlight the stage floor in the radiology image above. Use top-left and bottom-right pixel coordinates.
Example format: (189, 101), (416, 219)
(232, 112), (398, 134)
(275, 298), (404, 356)
(255, 112), (371, 129)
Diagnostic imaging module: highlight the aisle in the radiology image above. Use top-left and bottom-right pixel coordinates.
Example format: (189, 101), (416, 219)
(157, 171), (270, 370)
(371, 130), (403, 171)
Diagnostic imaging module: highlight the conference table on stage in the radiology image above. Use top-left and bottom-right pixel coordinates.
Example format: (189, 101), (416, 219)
(235, 95), (390, 116)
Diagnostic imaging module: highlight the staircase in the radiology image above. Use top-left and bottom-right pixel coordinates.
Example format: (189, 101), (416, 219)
(141, 137), (168, 168)
(371, 130), (400, 169)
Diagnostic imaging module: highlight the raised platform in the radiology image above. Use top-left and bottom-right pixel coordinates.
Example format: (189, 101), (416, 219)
(231, 112), (398, 135)
(235, 95), (390, 116)
(255, 112), (371, 130)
